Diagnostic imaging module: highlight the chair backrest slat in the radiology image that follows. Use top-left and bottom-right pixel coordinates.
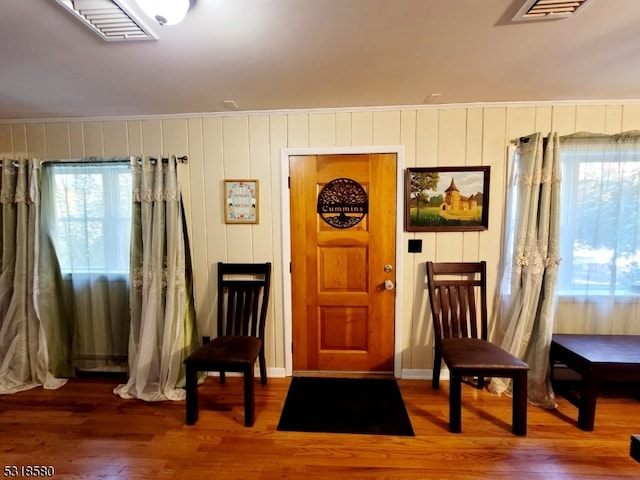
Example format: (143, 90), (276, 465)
(217, 262), (271, 340)
(426, 261), (488, 342)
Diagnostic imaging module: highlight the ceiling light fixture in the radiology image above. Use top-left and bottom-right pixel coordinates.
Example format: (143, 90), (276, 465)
(135, 0), (190, 26)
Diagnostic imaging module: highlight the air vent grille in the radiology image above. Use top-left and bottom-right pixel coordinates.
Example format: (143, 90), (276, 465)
(54, 0), (157, 41)
(513, 0), (593, 21)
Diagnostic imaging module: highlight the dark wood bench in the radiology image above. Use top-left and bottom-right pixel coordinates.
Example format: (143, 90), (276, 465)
(550, 334), (640, 431)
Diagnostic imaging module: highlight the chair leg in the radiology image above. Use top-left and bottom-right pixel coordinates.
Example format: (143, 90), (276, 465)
(433, 349), (442, 389)
(449, 372), (462, 433)
(512, 371), (528, 436)
(219, 371), (226, 384)
(185, 365), (198, 425)
(243, 366), (256, 427)
(259, 350), (267, 385)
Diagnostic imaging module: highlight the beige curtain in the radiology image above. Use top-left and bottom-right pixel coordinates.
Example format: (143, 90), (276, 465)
(0, 158), (67, 394)
(114, 156), (199, 401)
(489, 133), (561, 408)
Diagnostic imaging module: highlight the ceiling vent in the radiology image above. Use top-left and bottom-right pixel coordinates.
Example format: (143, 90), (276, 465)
(54, 0), (157, 41)
(513, 0), (593, 22)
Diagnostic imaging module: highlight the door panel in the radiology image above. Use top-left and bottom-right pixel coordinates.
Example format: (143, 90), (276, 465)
(289, 153), (397, 373)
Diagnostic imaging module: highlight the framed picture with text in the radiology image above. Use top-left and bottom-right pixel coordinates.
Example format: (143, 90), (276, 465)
(224, 179), (259, 224)
(405, 166), (490, 232)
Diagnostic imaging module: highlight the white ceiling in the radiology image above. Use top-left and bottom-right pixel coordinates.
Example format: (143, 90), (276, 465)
(2, 0), (640, 120)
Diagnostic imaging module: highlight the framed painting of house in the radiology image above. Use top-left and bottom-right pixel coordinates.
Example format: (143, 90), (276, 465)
(405, 166), (490, 232)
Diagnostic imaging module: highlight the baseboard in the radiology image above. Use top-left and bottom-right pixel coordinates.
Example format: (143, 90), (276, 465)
(268, 367), (287, 378)
(400, 369), (449, 380)
(204, 368), (437, 380)
(204, 367), (287, 378)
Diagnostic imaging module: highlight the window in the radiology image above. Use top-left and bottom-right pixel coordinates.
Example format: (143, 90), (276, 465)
(48, 162), (132, 274)
(557, 141), (640, 296)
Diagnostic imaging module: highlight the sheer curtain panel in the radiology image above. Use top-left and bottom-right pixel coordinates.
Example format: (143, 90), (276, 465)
(0, 158), (66, 394)
(555, 131), (640, 335)
(489, 133), (561, 408)
(114, 156), (199, 401)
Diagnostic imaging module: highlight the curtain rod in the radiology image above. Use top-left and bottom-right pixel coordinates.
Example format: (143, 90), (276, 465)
(136, 155), (188, 164)
(1, 156), (189, 166)
(0, 161), (20, 167)
(136, 155), (189, 167)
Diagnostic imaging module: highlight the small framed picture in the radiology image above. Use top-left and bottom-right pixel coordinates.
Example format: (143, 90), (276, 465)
(224, 179), (259, 224)
(405, 166), (490, 232)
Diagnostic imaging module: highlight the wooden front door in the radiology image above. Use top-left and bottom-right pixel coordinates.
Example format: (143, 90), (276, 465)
(289, 153), (397, 373)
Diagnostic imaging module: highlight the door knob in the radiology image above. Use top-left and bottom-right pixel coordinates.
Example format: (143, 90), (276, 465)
(384, 279), (395, 290)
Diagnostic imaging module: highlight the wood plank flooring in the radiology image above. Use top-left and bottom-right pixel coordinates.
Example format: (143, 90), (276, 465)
(1, 375), (639, 479)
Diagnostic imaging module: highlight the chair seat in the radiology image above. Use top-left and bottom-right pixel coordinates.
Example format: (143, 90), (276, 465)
(185, 336), (262, 370)
(440, 338), (529, 371)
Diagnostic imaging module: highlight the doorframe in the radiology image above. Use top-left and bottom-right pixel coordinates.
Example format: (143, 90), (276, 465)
(280, 145), (405, 378)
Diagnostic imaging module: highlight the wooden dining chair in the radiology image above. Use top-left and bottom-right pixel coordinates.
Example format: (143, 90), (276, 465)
(426, 261), (529, 435)
(184, 262), (271, 426)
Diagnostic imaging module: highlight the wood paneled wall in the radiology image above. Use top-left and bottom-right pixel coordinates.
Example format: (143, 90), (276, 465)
(2, 102), (640, 376)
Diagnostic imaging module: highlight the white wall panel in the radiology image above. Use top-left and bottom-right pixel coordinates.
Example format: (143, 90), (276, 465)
(437, 108), (466, 167)
(83, 122), (104, 157)
(507, 106), (536, 140)
(185, 118), (209, 331)
(68, 122), (85, 158)
(162, 119), (188, 156)
(141, 120), (162, 156)
(248, 115), (273, 262)
(308, 113), (336, 147)
(248, 115), (277, 366)
(622, 104), (640, 130)
(200, 117), (224, 334)
(434, 109), (466, 262)
(415, 110), (438, 170)
(400, 110), (416, 167)
(604, 105), (623, 133)
(222, 116), (250, 177)
(222, 116), (253, 262)
(551, 105), (577, 134)
(126, 121), (143, 157)
(268, 114), (288, 369)
(336, 112), (352, 146)
(396, 110), (420, 369)
(534, 106), (553, 134)
(26, 123), (46, 158)
(102, 121), (128, 157)
(287, 114), (309, 148)
(44, 123), (71, 159)
(576, 105), (607, 132)
(461, 108), (484, 262)
(351, 111), (373, 145)
(481, 107), (508, 317)
(0, 124), (13, 156)
(373, 110), (401, 145)
(11, 124), (27, 158)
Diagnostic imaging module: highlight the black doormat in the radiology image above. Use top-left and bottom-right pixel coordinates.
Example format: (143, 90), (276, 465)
(277, 376), (414, 436)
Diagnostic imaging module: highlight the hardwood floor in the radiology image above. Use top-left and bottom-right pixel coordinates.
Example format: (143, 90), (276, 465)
(1, 375), (638, 479)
